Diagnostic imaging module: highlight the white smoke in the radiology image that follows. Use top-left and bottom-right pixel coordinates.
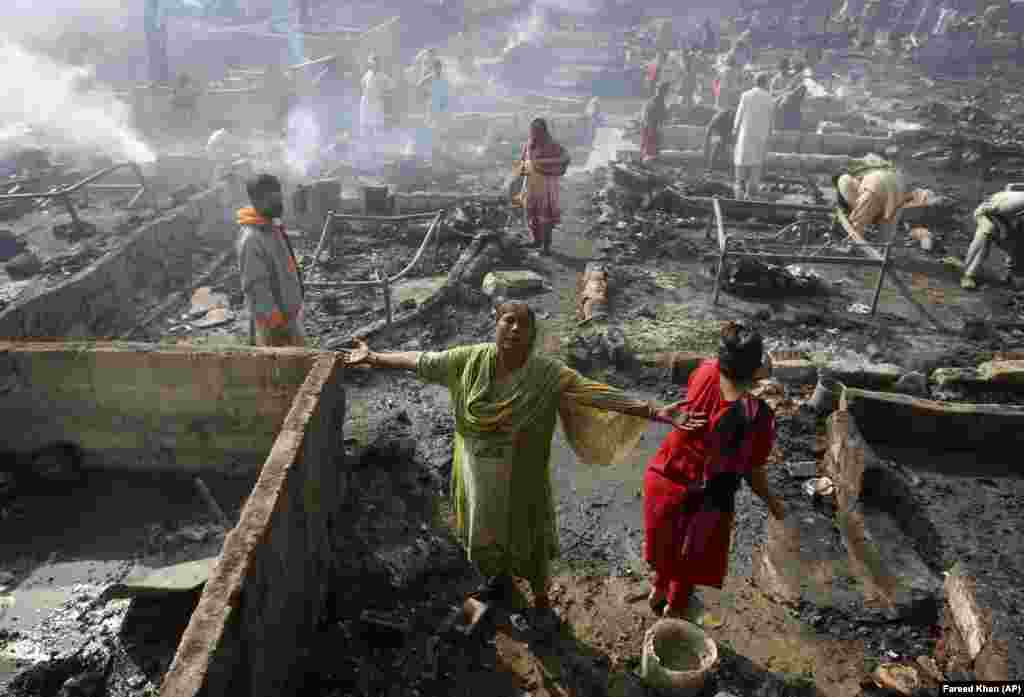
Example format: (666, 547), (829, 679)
(0, 40), (156, 164)
(284, 105), (321, 177)
(506, 4), (549, 52)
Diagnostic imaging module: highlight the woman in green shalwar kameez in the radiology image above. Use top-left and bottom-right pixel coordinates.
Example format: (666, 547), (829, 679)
(342, 301), (706, 630)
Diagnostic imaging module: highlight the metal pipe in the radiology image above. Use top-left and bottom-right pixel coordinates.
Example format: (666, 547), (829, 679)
(870, 243), (891, 315)
(309, 213), (335, 272)
(691, 195), (833, 215)
(722, 252), (891, 266)
(328, 210), (443, 223)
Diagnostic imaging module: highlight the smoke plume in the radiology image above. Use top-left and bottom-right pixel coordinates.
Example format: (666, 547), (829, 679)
(0, 40), (156, 164)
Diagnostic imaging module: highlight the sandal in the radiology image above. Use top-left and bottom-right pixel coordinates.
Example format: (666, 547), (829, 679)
(472, 575), (514, 604)
(529, 605), (561, 634)
(648, 589), (667, 616)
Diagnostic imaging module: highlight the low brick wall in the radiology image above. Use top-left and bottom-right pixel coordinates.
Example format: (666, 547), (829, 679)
(160, 354), (347, 697)
(0, 342), (320, 473)
(0, 182), (243, 340)
(842, 387), (1024, 452)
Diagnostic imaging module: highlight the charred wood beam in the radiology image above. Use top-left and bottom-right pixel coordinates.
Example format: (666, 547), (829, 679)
(577, 262), (610, 323)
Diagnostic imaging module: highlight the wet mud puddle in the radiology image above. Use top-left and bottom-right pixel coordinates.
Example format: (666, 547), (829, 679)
(0, 470), (255, 687)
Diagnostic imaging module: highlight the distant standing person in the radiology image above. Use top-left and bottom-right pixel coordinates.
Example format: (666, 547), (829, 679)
(144, 0), (170, 84)
(236, 174), (306, 347)
(640, 82), (671, 162)
(770, 57), (792, 95)
(733, 73), (775, 200)
(582, 97), (606, 147)
(360, 55), (394, 140)
(774, 83), (807, 131)
(416, 59), (450, 162)
(677, 50), (698, 111)
(519, 118), (571, 255)
(714, 53), (742, 112)
(646, 51), (668, 97)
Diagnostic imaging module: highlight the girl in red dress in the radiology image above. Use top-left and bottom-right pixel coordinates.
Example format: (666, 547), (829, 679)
(643, 322), (787, 618)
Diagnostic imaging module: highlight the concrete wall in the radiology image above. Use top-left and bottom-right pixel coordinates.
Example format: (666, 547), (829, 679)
(0, 183), (242, 341)
(842, 387), (1024, 452)
(160, 354), (347, 697)
(0, 343), (319, 474)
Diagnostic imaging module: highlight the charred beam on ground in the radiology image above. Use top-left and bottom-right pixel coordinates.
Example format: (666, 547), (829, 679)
(577, 263), (610, 323)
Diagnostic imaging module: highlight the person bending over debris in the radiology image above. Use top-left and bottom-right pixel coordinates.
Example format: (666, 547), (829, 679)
(644, 321), (784, 621)
(704, 107), (735, 172)
(237, 174), (306, 347)
(640, 82), (671, 162)
(341, 300), (695, 632)
(834, 157), (914, 241)
(519, 118), (571, 255)
(733, 73), (775, 200)
(961, 188), (1024, 290)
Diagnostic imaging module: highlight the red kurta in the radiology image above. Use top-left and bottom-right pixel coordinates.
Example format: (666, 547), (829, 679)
(643, 359), (774, 608)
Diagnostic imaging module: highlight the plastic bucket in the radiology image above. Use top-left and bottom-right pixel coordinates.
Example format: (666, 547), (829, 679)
(809, 375), (844, 414)
(640, 619), (718, 696)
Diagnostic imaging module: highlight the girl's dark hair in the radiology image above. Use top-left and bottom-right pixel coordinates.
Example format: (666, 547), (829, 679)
(715, 321), (766, 458)
(246, 173), (281, 203)
(530, 117), (549, 135)
(717, 321), (764, 384)
(493, 299), (538, 352)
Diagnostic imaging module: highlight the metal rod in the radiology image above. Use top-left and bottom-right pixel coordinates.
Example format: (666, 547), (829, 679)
(127, 188), (146, 209)
(0, 162), (156, 212)
(713, 246), (727, 306)
(60, 194), (83, 233)
(722, 252), (888, 266)
(713, 198), (728, 251)
(870, 241), (892, 315)
(689, 195), (833, 215)
(309, 213), (334, 272)
(378, 268), (393, 326)
(328, 210), (443, 223)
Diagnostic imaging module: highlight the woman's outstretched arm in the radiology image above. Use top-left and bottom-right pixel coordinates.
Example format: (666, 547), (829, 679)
(341, 339), (421, 371)
(558, 367), (707, 430)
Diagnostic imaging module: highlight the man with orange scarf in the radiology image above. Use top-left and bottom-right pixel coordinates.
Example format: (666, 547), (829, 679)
(519, 118), (571, 256)
(643, 322), (785, 620)
(237, 174), (306, 347)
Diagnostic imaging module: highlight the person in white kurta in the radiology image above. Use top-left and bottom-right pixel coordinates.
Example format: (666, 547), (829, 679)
(732, 73), (775, 200)
(359, 56), (394, 139)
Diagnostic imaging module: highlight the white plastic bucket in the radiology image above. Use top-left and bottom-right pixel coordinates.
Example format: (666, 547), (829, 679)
(640, 619), (718, 696)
